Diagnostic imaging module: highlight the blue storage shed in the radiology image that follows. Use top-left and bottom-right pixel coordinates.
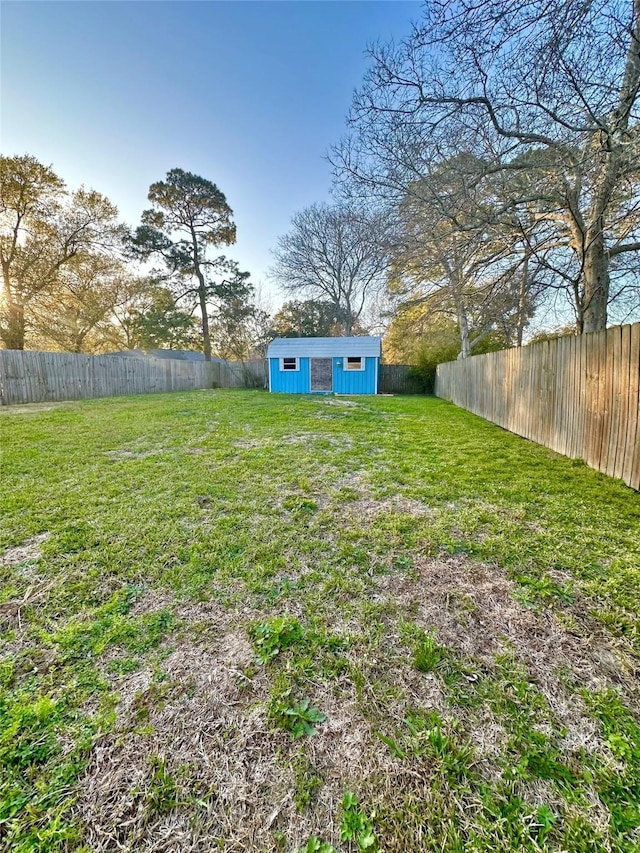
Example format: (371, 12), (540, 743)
(267, 336), (382, 395)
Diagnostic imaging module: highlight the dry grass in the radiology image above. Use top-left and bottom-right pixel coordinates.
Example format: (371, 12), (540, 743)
(0, 532), (50, 568)
(2, 391), (638, 853)
(68, 550), (633, 852)
(378, 554), (637, 700)
(0, 533), (52, 632)
(74, 595), (380, 852)
(375, 556), (638, 763)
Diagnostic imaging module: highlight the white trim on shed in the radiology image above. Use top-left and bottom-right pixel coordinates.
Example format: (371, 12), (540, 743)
(280, 356), (300, 371)
(344, 356), (365, 371)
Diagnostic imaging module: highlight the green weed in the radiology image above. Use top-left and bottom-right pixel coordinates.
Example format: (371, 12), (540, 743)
(284, 698), (325, 739)
(341, 791), (378, 851)
(413, 630), (449, 674)
(250, 615), (304, 663)
(292, 839), (338, 853)
(585, 690), (640, 843)
(144, 754), (178, 816)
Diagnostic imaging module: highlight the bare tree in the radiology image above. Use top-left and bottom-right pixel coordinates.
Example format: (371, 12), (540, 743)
(271, 202), (393, 335)
(333, 0), (640, 333)
(388, 154), (545, 356)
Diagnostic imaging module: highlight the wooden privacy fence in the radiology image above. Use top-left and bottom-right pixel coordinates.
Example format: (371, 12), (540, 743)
(378, 364), (413, 393)
(0, 350), (267, 406)
(215, 358), (267, 390)
(435, 323), (640, 490)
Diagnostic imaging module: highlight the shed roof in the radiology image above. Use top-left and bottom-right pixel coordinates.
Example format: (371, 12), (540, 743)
(267, 336), (381, 358)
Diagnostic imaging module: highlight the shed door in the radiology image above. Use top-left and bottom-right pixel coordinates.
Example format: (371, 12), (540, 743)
(310, 358), (333, 391)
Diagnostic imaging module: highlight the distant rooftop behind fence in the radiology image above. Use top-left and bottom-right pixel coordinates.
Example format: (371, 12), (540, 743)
(104, 348), (230, 363)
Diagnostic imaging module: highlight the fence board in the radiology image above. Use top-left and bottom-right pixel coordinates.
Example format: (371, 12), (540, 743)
(435, 324), (640, 491)
(605, 327), (621, 477)
(553, 335), (567, 456)
(622, 325), (640, 488)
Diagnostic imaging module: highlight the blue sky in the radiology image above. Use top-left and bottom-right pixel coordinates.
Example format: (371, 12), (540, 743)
(2, 0), (420, 306)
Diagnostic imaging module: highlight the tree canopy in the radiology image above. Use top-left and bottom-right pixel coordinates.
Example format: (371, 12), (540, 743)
(132, 169), (238, 361)
(0, 155), (121, 349)
(271, 299), (356, 338)
(333, 0), (640, 336)
(4, 0), (640, 369)
(271, 203), (392, 335)
(0, 159), (267, 361)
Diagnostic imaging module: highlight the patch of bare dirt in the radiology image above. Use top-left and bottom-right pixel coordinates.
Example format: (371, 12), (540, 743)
(127, 589), (177, 618)
(0, 532), (50, 567)
(0, 580), (56, 633)
(344, 495), (434, 521)
(233, 437), (270, 450)
(281, 431), (323, 445)
(309, 682), (379, 777)
(0, 533), (52, 632)
(0, 403), (68, 415)
(332, 470), (373, 496)
(74, 596), (377, 851)
(327, 472), (436, 520)
(340, 470), (371, 486)
(105, 448), (163, 461)
(374, 554), (637, 752)
(322, 399), (359, 408)
(280, 431), (353, 449)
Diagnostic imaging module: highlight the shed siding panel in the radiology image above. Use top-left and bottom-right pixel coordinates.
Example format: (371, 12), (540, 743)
(333, 357), (377, 395)
(269, 358), (311, 393)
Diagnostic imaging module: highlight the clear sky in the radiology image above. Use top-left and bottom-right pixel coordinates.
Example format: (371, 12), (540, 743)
(1, 0), (421, 306)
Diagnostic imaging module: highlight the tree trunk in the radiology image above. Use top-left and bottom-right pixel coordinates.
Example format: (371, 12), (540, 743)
(197, 278), (212, 362)
(582, 228), (609, 334)
(1, 266), (25, 348)
(191, 229), (212, 362)
(516, 250), (529, 347)
(458, 317), (471, 358)
(452, 287), (471, 358)
(580, 0), (639, 333)
(343, 297), (353, 335)
(2, 299), (26, 350)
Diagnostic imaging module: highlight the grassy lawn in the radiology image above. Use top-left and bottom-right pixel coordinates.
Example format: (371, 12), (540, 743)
(1, 389), (639, 853)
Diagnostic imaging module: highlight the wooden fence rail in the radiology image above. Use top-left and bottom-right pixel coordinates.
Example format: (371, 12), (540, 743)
(435, 323), (640, 490)
(0, 350), (267, 406)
